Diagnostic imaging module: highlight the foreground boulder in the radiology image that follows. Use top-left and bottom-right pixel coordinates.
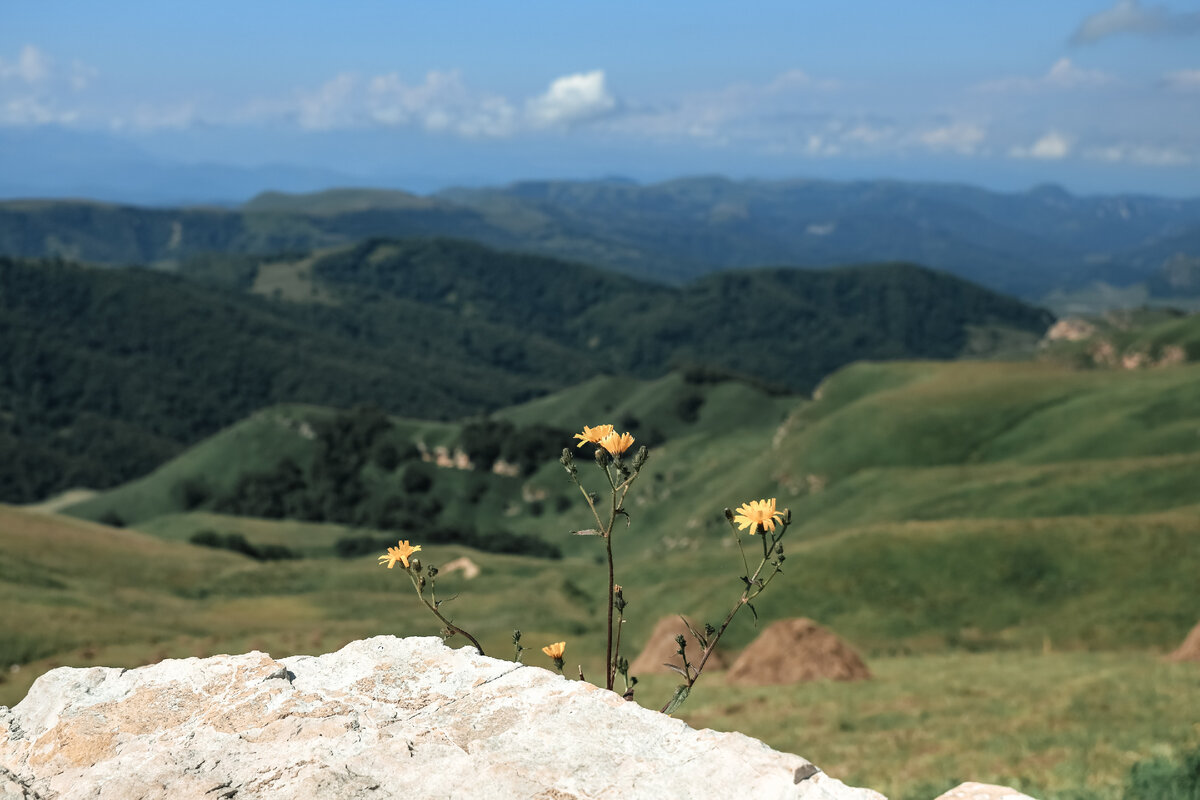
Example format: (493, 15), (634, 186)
(0, 636), (883, 800)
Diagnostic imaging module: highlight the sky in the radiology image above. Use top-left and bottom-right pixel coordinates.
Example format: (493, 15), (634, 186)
(2, 0), (1200, 198)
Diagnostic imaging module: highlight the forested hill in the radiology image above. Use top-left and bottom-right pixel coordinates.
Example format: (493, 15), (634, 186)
(4, 177), (1200, 300)
(0, 242), (1051, 502)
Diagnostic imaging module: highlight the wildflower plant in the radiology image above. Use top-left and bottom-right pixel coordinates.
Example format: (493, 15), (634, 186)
(559, 426), (647, 693)
(379, 538), (485, 655)
(378, 420), (791, 716)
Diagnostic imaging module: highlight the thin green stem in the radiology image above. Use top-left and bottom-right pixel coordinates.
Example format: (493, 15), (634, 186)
(605, 466), (618, 690)
(658, 519), (790, 714)
(409, 572), (484, 655)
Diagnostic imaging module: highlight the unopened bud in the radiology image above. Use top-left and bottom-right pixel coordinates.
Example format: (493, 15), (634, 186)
(633, 446), (648, 470)
(724, 507), (734, 522)
(594, 447), (611, 468)
(427, 565), (439, 577)
(409, 557), (422, 574)
(418, 576), (427, 590)
(675, 634), (687, 649)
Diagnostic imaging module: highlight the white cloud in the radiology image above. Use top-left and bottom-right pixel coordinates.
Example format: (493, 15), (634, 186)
(69, 59), (98, 92)
(600, 67), (841, 145)
(1085, 143), (1192, 165)
(366, 71), (516, 136)
(1162, 68), (1200, 90)
(918, 122), (986, 154)
(109, 102), (198, 132)
(0, 45), (98, 126)
(525, 70), (615, 127)
(974, 58), (1113, 93)
(762, 69), (841, 93)
(251, 69), (619, 137)
(0, 96), (77, 125)
(1071, 0), (1200, 44)
(1010, 131), (1073, 160)
(0, 45), (51, 84)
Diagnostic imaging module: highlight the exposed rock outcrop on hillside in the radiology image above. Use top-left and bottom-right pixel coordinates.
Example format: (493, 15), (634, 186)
(0, 636), (883, 800)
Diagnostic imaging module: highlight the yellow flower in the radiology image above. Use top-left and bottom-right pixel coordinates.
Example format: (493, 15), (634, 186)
(542, 641), (566, 659)
(378, 540), (422, 569)
(599, 431), (635, 456)
(574, 424), (615, 448)
(733, 498), (784, 535)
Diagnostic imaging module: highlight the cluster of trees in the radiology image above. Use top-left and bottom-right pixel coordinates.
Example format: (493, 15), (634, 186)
(0, 243), (1052, 503)
(188, 530), (300, 561)
(196, 407), (561, 559)
(455, 420), (573, 476)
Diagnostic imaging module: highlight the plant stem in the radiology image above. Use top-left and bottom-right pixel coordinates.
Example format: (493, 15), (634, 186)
(410, 573), (484, 655)
(658, 521), (788, 714)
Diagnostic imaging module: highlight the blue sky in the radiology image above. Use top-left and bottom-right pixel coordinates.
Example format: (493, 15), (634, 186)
(2, 0), (1199, 197)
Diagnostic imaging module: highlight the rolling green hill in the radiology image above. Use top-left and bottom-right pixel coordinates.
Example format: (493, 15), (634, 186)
(0, 243), (1050, 503)
(9, 357), (1200, 798)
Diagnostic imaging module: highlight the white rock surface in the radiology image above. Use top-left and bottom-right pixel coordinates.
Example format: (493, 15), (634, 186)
(934, 782), (1039, 800)
(0, 636), (885, 800)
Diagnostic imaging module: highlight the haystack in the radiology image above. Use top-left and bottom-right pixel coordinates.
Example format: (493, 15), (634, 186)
(1167, 621), (1200, 662)
(726, 618), (870, 685)
(629, 615), (729, 676)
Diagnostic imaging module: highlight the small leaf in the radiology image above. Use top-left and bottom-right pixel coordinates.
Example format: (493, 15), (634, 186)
(679, 615), (707, 650)
(571, 529), (601, 536)
(663, 684), (691, 715)
(747, 602), (758, 624)
(662, 663), (690, 679)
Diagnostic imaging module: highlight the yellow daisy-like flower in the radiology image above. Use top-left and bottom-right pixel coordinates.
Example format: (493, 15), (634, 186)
(599, 431), (635, 456)
(574, 424), (615, 448)
(378, 540), (422, 569)
(542, 641), (566, 659)
(733, 498), (784, 535)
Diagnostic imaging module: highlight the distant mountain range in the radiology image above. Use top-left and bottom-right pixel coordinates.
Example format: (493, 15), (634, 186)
(0, 240), (1051, 502)
(3, 177), (1199, 303)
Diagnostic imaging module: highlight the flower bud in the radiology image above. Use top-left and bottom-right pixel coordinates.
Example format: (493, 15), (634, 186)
(418, 576), (427, 591)
(724, 507), (734, 522)
(632, 446), (648, 470)
(409, 557), (422, 574)
(675, 634), (687, 650)
(594, 447), (611, 468)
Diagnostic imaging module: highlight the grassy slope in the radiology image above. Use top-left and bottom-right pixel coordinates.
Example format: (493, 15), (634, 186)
(15, 359), (1200, 797)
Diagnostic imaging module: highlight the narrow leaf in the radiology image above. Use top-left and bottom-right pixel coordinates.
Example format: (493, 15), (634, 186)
(679, 615), (707, 650)
(663, 684), (691, 715)
(571, 529), (600, 536)
(662, 663), (689, 679)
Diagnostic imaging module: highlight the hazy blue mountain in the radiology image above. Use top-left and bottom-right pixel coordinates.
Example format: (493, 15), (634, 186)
(2, 174), (1198, 301)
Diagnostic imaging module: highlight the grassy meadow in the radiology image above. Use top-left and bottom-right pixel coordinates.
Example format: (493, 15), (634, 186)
(4, 357), (1200, 798)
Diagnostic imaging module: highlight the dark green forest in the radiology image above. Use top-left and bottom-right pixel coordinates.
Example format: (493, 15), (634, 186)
(0, 241), (1051, 502)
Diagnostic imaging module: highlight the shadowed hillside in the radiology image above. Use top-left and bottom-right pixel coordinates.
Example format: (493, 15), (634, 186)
(0, 245), (1050, 502)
